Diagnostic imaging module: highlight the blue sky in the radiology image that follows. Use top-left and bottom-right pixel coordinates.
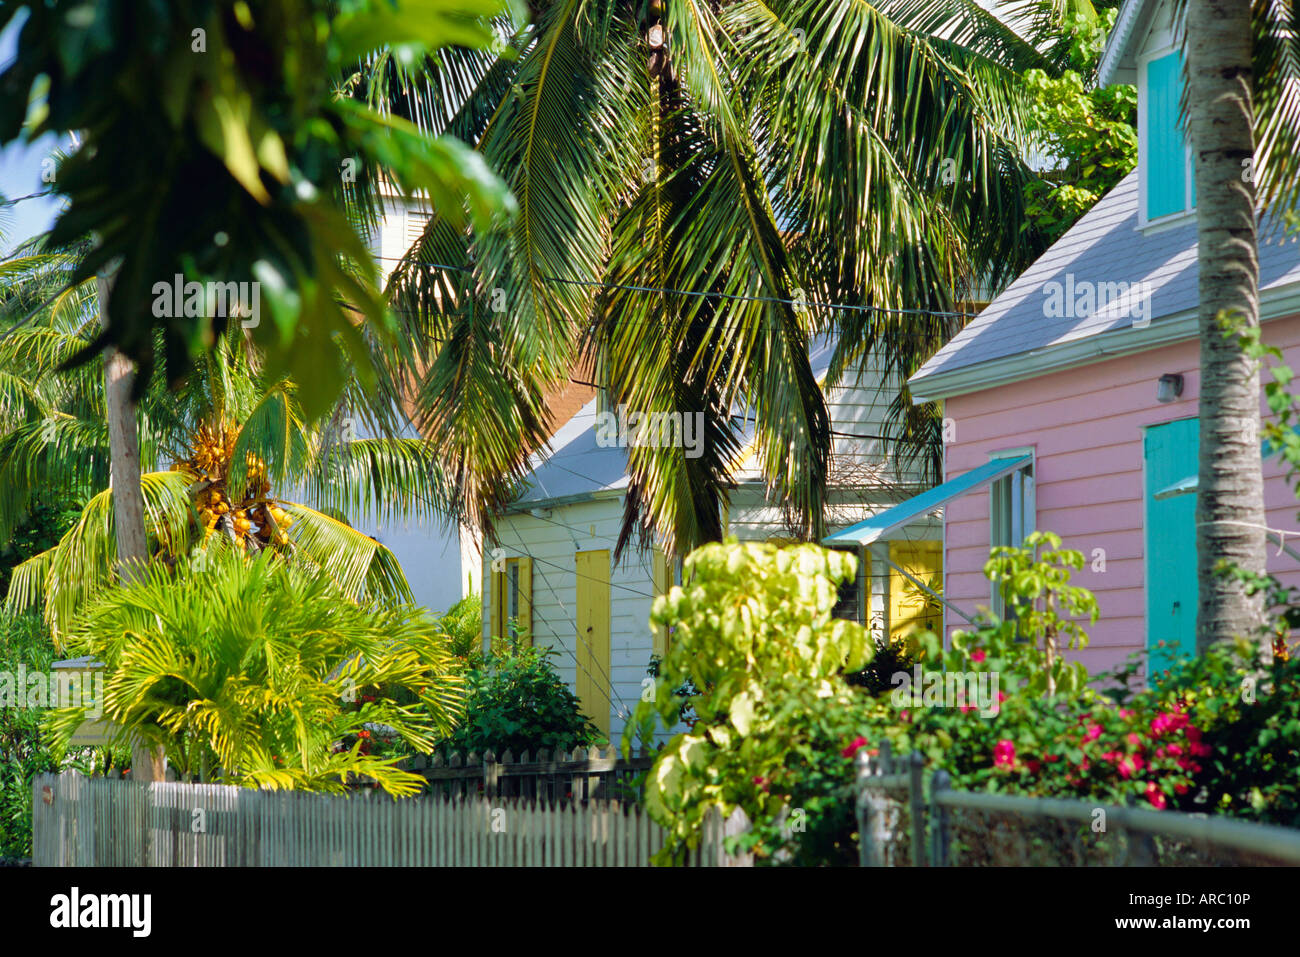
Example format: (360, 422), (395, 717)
(0, 14), (67, 256)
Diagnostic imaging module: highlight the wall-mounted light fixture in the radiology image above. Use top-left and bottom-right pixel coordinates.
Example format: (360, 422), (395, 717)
(1156, 373), (1184, 403)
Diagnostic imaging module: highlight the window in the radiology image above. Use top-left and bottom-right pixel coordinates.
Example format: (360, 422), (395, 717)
(830, 546), (866, 624)
(989, 457), (1034, 619)
(489, 556), (532, 643)
(1142, 50), (1195, 223)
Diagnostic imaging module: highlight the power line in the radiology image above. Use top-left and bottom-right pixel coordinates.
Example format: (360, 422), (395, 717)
(376, 255), (979, 320)
(0, 189), (55, 208)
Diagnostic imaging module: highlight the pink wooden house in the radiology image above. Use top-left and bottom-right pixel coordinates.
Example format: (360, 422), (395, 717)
(827, 0), (1300, 679)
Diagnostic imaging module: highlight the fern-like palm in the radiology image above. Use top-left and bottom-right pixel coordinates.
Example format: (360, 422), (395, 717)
(44, 547), (464, 796)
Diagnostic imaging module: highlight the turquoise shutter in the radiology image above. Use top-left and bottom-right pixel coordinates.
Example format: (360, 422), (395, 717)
(1146, 52), (1187, 220)
(1144, 418), (1199, 683)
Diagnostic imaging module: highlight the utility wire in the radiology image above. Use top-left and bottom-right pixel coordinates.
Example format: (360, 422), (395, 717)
(376, 255), (980, 320)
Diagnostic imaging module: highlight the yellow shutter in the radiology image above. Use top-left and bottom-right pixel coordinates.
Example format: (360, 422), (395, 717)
(488, 564), (503, 640)
(652, 547), (671, 658)
(575, 550), (611, 737)
(517, 557), (532, 645)
(888, 540), (943, 642)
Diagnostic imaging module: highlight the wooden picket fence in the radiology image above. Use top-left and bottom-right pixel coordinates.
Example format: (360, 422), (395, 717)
(411, 746), (655, 802)
(31, 772), (751, 867)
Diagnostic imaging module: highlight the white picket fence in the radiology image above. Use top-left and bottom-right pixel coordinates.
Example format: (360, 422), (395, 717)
(31, 773), (751, 867)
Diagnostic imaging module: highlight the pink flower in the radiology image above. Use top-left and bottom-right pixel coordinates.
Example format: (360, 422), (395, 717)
(971, 649), (987, 663)
(1145, 782), (1167, 810)
(1127, 733), (1141, 747)
(993, 740), (1016, 768)
(1120, 709), (1134, 719)
(842, 736), (869, 759)
(1085, 724), (1102, 741)
(1117, 758), (1133, 779)
(1024, 759), (1041, 774)
(997, 691), (1008, 703)
(900, 710), (911, 722)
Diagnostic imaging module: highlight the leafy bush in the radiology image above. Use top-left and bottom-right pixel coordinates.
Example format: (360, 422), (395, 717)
(446, 639), (601, 756)
(46, 546), (466, 796)
(623, 539), (872, 864)
(638, 533), (1296, 866)
(0, 610), (57, 859)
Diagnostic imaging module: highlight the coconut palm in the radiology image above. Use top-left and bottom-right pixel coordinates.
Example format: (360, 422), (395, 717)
(44, 547), (465, 796)
(358, 0), (1093, 556)
(0, 240), (452, 638)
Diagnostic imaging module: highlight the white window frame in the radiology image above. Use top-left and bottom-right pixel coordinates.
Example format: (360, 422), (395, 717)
(989, 448), (1036, 618)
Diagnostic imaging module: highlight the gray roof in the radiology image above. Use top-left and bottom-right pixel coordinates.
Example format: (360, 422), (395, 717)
(910, 170), (1300, 389)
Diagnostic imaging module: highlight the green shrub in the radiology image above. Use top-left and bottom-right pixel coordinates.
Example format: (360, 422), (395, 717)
(624, 539), (872, 864)
(46, 546), (466, 796)
(0, 610), (57, 859)
(446, 639), (601, 756)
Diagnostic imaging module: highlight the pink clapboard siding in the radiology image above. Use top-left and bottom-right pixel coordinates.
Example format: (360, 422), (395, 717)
(942, 314), (1300, 676)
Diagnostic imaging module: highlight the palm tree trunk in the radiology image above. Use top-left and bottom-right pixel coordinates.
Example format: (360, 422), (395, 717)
(1186, 0), (1268, 655)
(98, 268), (165, 780)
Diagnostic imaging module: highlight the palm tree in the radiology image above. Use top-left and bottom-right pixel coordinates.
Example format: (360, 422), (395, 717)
(360, 0), (1083, 556)
(44, 547), (466, 796)
(0, 241), (451, 639)
(1182, 1), (1268, 652)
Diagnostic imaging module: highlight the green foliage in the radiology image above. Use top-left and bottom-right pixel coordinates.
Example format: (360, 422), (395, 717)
(0, 610), (56, 859)
(446, 639), (600, 756)
(0, 0), (516, 418)
(45, 547), (466, 796)
(984, 530), (1098, 696)
(625, 539), (872, 864)
(1021, 7), (1137, 244)
(436, 593), (486, 666)
(0, 495), (83, 598)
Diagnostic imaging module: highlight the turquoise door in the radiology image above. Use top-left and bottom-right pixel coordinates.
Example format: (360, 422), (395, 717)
(1144, 418), (1199, 680)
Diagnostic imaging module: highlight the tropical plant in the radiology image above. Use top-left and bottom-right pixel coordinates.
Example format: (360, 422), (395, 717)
(623, 539), (872, 862)
(0, 0), (517, 420)
(1, 262), (447, 638)
(366, 0), (1108, 554)
(1020, 4), (1137, 244)
(447, 638), (601, 756)
(43, 547), (466, 796)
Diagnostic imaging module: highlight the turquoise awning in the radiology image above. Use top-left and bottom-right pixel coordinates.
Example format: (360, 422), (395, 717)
(823, 454), (1032, 546)
(1154, 474), (1196, 500)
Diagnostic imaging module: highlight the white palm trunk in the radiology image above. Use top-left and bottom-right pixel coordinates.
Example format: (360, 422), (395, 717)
(1186, 0), (1268, 654)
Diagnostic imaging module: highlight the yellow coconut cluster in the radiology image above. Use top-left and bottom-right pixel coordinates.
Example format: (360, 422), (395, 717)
(174, 421), (294, 546)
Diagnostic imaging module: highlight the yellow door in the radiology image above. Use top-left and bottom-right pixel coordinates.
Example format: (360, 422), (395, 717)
(888, 540), (943, 642)
(575, 550), (611, 737)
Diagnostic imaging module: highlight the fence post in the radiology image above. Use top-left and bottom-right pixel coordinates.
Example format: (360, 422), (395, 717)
(908, 750), (926, 868)
(1121, 797), (1158, 866)
(855, 749), (873, 867)
(929, 770), (951, 866)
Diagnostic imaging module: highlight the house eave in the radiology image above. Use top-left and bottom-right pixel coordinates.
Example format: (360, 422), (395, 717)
(1098, 0), (1157, 87)
(910, 284), (1300, 405)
